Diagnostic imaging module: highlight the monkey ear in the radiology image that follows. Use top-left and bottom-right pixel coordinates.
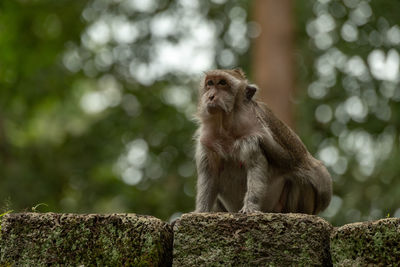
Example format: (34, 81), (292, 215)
(245, 84), (258, 100)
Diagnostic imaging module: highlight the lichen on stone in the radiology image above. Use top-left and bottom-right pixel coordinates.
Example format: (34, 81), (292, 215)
(331, 218), (400, 266)
(173, 213), (333, 266)
(0, 212), (173, 266)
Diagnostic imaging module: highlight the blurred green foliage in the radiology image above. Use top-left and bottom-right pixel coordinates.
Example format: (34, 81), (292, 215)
(1, 0), (400, 225)
(296, 0), (400, 225)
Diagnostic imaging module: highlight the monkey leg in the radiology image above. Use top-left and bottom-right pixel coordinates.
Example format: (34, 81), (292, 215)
(297, 183), (316, 214)
(261, 176), (287, 212)
(211, 198), (228, 212)
(281, 180), (300, 213)
(279, 179), (316, 215)
(195, 173), (219, 212)
(273, 180), (289, 213)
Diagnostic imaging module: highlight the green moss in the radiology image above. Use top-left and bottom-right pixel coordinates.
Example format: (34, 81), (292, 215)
(5, 212), (399, 266)
(0, 213), (173, 266)
(173, 213), (332, 266)
(331, 218), (400, 265)
(0, 211), (12, 233)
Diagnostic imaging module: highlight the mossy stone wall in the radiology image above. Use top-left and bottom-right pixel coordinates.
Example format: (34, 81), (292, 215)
(0, 213), (172, 266)
(1, 212), (399, 266)
(173, 213), (332, 266)
(331, 218), (400, 266)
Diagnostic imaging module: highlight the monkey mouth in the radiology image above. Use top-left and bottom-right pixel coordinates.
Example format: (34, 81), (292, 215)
(206, 103), (222, 114)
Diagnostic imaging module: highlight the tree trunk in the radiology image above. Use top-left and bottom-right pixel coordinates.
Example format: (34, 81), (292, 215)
(251, 0), (295, 129)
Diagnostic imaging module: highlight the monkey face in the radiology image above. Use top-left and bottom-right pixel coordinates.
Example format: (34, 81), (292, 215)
(202, 75), (236, 115)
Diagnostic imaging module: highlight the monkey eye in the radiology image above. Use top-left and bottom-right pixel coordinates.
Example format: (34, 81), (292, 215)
(218, 79), (227, 85)
(207, 80), (214, 86)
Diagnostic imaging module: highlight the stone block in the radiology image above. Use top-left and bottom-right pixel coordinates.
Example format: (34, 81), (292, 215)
(331, 218), (400, 266)
(173, 213), (332, 266)
(0, 213), (173, 266)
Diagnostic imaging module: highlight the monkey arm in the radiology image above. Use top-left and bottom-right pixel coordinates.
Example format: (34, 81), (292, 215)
(234, 137), (271, 213)
(239, 152), (269, 213)
(255, 102), (309, 166)
(255, 103), (332, 214)
(194, 143), (219, 212)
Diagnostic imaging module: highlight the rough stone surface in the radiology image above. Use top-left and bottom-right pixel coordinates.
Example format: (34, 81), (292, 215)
(0, 212), (173, 266)
(331, 218), (400, 266)
(173, 213), (333, 266)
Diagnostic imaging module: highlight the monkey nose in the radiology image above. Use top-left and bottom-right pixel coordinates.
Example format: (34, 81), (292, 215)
(209, 95), (215, 101)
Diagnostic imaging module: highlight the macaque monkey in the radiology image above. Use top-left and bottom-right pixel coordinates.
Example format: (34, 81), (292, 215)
(194, 69), (332, 214)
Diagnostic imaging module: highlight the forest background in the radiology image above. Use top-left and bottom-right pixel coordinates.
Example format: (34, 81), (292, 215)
(1, 0), (400, 226)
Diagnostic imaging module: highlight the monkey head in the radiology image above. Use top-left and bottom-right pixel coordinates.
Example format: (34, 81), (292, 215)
(198, 69), (258, 117)
(194, 68), (333, 215)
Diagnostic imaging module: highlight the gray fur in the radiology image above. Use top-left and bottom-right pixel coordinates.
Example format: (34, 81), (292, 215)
(194, 69), (332, 215)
